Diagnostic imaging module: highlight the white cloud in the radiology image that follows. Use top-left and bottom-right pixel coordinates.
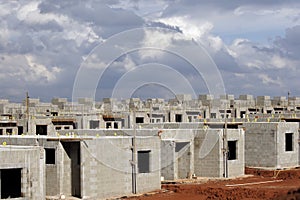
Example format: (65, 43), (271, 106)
(25, 55), (62, 82)
(258, 74), (282, 86)
(234, 73), (245, 78)
(16, 1), (100, 46)
(123, 56), (136, 71)
(0, 54), (61, 83)
(17, 1), (69, 27)
(139, 28), (184, 59)
(156, 16), (213, 40)
(155, 16), (225, 53)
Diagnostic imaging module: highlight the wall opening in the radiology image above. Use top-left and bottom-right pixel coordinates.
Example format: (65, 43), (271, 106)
(240, 111), (246, 118)
(228, 140), (237, 160)
(6, 128), (12, 134)
(114, 122), (118, 129)
(18, 126), (23, 135)
(45, 148), (56, 164)
(36, 125), (47, 135)
(175, 142), (189, 152)
(285, 133), (293, 151)
(136, 117), (144, 124)
(89, 120), (99, 129)
(138, 150), (151, 173)
(1, 168), (22, 199)
(210, 113), (216, 118)
(51, 112), (58, 116)
(106, 122), (111, 129)
(175, 114), (182, 122)
(62, 142), (81, 198)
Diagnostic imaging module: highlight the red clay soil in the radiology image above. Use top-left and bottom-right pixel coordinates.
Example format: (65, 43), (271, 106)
(125, 167), (300, 200)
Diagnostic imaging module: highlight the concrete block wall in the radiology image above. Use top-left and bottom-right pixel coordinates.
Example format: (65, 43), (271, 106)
(28, 118), (56, 136)
(243, 123), (277, 167)
(61, 144), (72, 196)
(161, 140), (176, 180)
(226, 129), (245, 177)
(43, 141), (63, 196)
(160, 129), (195, 141)
(176, 141), (193, 179)
(135, 137), (161, 194)
(0, 136), (72, 197)
(0, 146), (45, 200)
(194, 129), (222, 177)
(243, 122), (299, 169)
(193, 128), (245, 178)
(81, 138), (132, 199)
(276, 122), (299, 168)
(0, 137), (40, 146)
(81, 136), (160, 199)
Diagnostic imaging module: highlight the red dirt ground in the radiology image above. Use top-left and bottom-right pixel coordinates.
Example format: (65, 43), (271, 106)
(124, 167), (300, 200)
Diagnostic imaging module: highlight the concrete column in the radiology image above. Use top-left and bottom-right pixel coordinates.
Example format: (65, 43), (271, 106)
(0, 169), (1, 198)
(189, 140), (194, 178)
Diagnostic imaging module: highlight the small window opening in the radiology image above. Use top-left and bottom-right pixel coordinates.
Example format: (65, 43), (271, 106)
(45, 148), (56, 164)
(6, 129), (12, 134)
(106, 122), (111, 129)
(138, 150), (150, 173)
(36, 125), (47, 135)
(136, 117), (144, 124)
(285, 133), (293, 151)
(175, 114), (182, 122)
(228, 140), (237, 160)
(18, 126), (23, 135)
(210, 113), (216, 118)
(90, 120), (99, 129)
(114, 122), (118, 129)
(240, 111), (246, 118)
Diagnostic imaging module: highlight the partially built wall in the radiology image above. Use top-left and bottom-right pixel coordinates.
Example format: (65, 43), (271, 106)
(0, 145), (45, 200)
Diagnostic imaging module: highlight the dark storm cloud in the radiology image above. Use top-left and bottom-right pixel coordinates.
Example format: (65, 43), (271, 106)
(274, 25), (300, 59)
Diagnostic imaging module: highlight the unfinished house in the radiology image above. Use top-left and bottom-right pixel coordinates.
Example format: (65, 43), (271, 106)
(242, 122), (299, 168)
(194, 126), (245, 178)
(158, 125), (245, 179)
(0, 135), (161, 199)
(0, 116), (18, 135)
(101, 114), (125, 129)
(0, 145), (45, 199)
(52, 118), (76, 131)
(26, 118), (56, 136)
(80, 136), (161, 199)
(161, 139), (194, 180)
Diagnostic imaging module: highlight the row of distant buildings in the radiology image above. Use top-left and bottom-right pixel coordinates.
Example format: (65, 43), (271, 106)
(0, 94), (300, 199)
(0, 94), (300, 131)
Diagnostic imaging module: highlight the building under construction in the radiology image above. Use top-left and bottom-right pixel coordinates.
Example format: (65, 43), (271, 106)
(0, 94), (299, 199)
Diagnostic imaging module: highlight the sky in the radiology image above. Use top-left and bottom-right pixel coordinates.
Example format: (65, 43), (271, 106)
(1, 0), (300, 102)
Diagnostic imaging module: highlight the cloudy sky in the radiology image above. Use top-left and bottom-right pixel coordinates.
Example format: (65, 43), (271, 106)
(1, 0), (300, 102)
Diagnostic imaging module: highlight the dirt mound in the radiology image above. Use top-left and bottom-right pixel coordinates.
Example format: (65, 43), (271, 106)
(126, 168), (300, 200)
(245, 167), (300, 180)
(276, 188), (300, 200)
(162, 184), (283, 200)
